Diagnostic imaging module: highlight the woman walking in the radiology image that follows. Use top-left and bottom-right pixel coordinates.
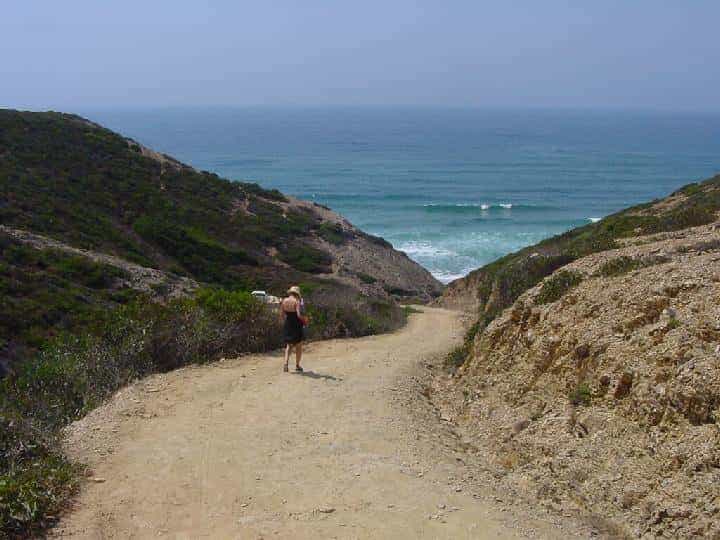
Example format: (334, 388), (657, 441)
(279, 285), (306, 372)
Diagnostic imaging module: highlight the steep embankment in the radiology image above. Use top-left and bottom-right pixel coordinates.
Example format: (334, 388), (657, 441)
(436, 176), (720, 538)
(0, 109), (441, 366)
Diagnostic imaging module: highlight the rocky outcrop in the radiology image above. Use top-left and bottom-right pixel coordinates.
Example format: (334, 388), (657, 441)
(434, 221), (720, 538)
(266, 196), (443, 302)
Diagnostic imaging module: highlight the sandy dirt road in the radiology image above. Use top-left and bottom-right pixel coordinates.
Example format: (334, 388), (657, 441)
(53, 307), (570, 539)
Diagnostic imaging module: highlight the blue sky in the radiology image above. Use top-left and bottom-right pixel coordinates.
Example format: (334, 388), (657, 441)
(2, 1), (719, 110)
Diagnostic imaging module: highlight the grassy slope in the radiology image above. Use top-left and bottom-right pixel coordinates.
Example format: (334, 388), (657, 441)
(444, 173), (720, 367)
(0, 234), (142, 355)
(0, 110), (405, 368)
(0, 109), (331, 283)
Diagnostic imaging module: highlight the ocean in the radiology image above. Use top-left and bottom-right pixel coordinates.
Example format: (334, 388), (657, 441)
(83, 107), (720, 283)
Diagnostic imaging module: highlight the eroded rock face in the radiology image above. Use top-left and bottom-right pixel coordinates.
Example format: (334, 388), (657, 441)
(434, 222), (720, 538)
(274, 197), (444, 302)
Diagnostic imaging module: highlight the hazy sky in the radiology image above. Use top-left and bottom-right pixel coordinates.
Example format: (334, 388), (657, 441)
(3, 1), (719, 111)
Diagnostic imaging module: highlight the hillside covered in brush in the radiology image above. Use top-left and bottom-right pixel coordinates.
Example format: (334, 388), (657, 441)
(0, 109), (441, 536)
(436, 175), (720, 537)
(0, 109), (441, 366)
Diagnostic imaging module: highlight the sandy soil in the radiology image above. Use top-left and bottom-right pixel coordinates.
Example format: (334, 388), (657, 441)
(52, 308), (578, 539)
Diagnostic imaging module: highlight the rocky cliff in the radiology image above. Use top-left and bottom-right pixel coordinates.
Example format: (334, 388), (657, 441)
(435, 176), (720, 538)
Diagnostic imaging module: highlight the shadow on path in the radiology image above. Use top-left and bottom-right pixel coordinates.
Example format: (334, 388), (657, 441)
(292, 370), (341, 381)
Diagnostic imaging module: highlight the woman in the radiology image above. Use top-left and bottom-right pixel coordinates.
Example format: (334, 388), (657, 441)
(279, 285), (306, 372)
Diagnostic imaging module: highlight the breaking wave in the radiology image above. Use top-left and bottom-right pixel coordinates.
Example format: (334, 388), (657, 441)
(421, 202), (553, 213)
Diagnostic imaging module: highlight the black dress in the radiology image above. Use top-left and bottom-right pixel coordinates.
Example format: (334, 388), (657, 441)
(283, 310), (304, 344)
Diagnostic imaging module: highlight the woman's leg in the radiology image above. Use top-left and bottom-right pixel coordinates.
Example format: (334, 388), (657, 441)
(295, 342), (303, 369)
(284, 344), (292, 371)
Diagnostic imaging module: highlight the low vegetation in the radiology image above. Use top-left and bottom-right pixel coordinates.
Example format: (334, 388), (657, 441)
(0, 415), (80, 537)
(569, 382), (592, 406)
(0, 110), (351, 295)
(317, 222), (346, 245)
(666, 317), (682, 331)
(355, 272), (378, 284)
(596, 256), (642, 277)
(444, 321), (481, 370)
(535, 270), (584, 305)
(595, 253), (670, 278)
(0, 234), (141, 365)
(279, 243), (333, 274)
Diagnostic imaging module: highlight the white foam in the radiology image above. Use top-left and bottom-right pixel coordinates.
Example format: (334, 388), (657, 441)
(398, 241), (455, 258)
(431, 266), (479, 284)
(423, 202), (516, 210)
(423, 203), (485, 208)
(587, 217), (601, 223)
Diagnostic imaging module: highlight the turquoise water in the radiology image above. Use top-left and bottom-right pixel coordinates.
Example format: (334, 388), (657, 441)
(85, 107), (720, 282)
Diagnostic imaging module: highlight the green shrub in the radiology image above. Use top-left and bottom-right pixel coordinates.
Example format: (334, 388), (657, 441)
(241, 182), (287, 202)
(360, 315), (379, 334)
(569, 383), (592, 406)
(674, 182), (703, 196)
(535, 270), (583, 305)
(597, 256), (642, 277)
(194, 288), (259, 321)
(133, 217), (258, 284)
(402, 305), (422, 316)
(385, 286), (415, 296)
(0, 235), (141, 363)
(297, 281), (320, 295)
(356, 272), (377, 284)
(2, 289), (280, 426)
(444, 321), (480, 371)
(445, 345), (469, 369)
(317, 223), (346, 245)
(0, 415), (80, 537)
(279, 244), (332, 274)
(662, 205), (715, 231)
(299, 288), (404, 341)
(52, 255), (129, 289)
(303, 304), (328, 337)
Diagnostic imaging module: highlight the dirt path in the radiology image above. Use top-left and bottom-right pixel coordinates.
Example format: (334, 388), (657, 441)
(53, 308), (573, 539)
